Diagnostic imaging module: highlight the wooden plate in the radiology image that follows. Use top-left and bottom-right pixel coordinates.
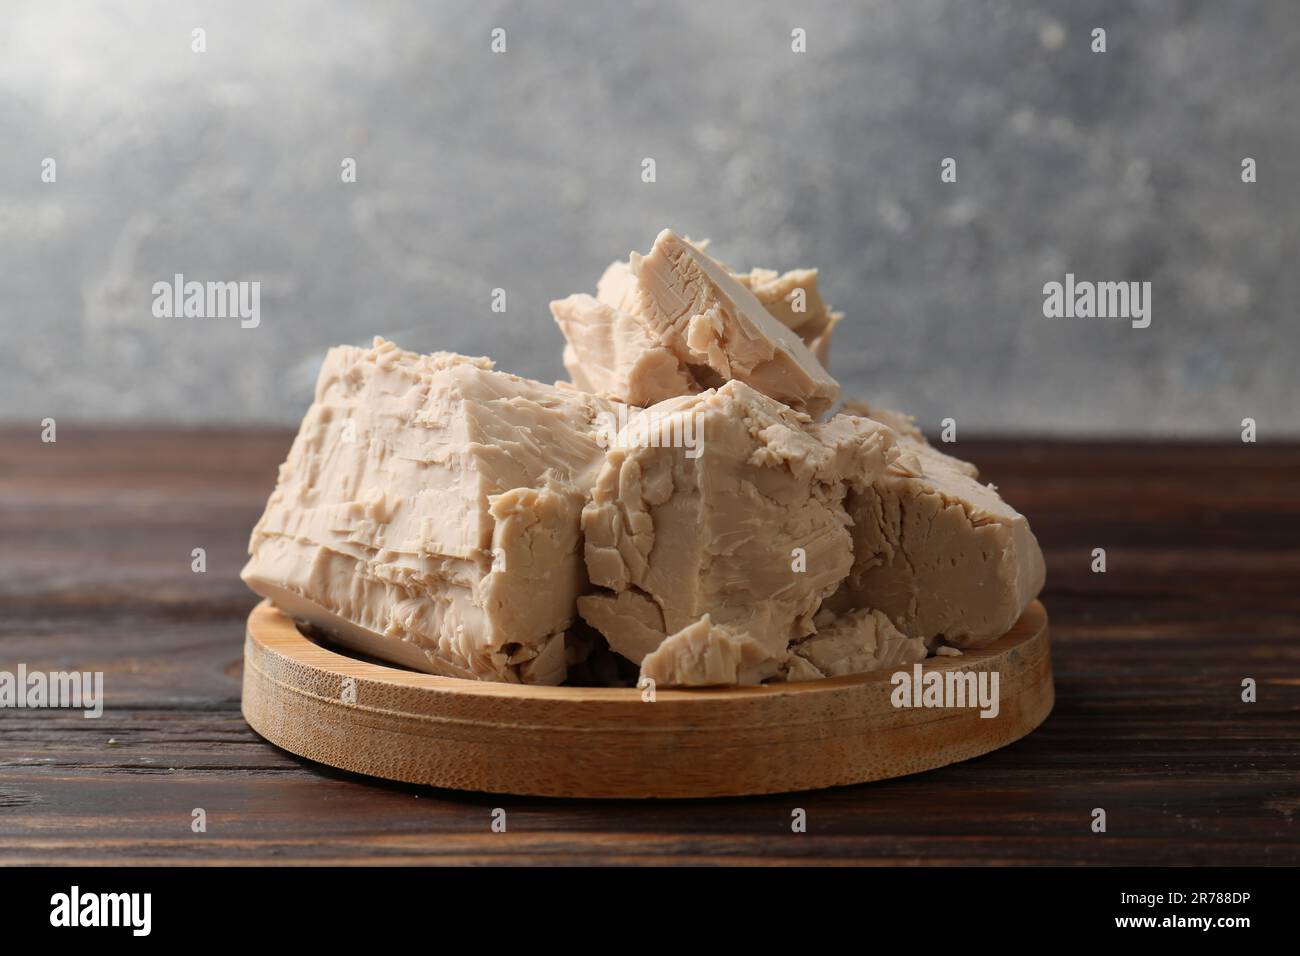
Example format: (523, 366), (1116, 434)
(242, 599), (1053, 798)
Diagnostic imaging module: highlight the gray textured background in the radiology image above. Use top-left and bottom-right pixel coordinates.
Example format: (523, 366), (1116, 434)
(2, 0), (1296, 436)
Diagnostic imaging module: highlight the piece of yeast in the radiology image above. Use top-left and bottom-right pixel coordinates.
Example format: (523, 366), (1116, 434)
(577, 379), (898, 685)
(595, 254), (843, 368)
(639, 614), (776, 687)
(732, 266), (842, 368)
(785, 607), (928, 681)
(638, 604), (928, 688)
(828, 404), (1046, 647)
(241, 337), (618, 684)
(552, 294), (696, 407)
(840, 399), (979, 479)
(553, 229), (839, 417)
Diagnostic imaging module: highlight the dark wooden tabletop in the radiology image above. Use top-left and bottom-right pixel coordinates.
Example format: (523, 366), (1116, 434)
(1, 426), (1297, 865)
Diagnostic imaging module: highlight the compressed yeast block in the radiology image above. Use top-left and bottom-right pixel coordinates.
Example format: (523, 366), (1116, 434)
(553, 229), (839, 416)
(241, 338), (618, 684)
(785, 607), (928, 681)
(595, 249), (843, 367)
(829, 402), (1046, 647)
(552, 294), (697, 407)
(577, 379), (899, 685)
(732, 265), (842, 368)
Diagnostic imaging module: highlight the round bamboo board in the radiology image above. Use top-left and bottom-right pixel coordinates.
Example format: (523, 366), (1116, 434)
(241, 599), (1053, 798)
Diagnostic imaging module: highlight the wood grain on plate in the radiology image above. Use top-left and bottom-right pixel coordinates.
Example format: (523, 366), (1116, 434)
(1, 426), (1297, 864)
(242, 599), (1052, 798)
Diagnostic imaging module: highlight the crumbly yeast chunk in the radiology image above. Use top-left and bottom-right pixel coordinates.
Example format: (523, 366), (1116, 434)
(242, 338), (618, 683)
(829, 404), (1046, 647)
(553, 229), (840, 417)
(577, 380), (899, 684)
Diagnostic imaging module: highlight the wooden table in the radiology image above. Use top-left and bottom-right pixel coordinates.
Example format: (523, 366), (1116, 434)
(2, 426), (1297, 865)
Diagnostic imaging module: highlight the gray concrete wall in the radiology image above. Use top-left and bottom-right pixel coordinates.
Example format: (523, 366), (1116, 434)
(2, 0), (1296, 436)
